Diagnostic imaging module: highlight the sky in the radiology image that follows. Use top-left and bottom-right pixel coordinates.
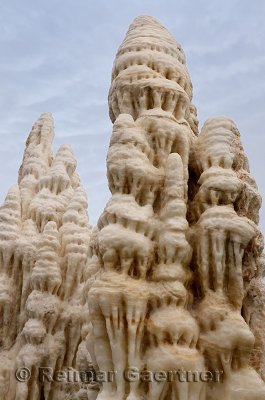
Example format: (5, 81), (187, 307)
(0, 0), (265, 230)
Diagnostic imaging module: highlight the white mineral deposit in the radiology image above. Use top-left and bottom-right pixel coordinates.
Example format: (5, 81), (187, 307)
(0, 15), (264, 400)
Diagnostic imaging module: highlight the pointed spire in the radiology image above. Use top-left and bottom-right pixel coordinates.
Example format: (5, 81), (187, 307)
(118, 15), (186, 63)
(18, 113), (54, 218)
(18, 112), (54, 183)
(28, 144), (80, 231)
(53, 144), (77, 175)
(109, 15), (194, 128)
(38, 144), (76, 195)
(0, 185), (21, 242)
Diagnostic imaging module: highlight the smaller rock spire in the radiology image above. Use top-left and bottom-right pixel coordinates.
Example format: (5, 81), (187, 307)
(18, 113), (54, 217)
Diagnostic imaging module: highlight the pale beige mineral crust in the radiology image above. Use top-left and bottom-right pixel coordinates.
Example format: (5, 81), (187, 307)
(88, 15), (265, 400)
(0, 113), (93, 400)
(0, 14), (265, 400)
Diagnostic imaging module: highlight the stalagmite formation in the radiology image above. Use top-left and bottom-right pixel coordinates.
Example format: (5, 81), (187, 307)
(87, 16), (265, 400)
(188, 116), (265, 399)
(0, 113), (92, 400)
(0, 14), (265, 400)
(88, 16), (207, 400)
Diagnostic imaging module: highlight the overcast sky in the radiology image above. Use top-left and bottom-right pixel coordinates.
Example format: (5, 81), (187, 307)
(0, 0), (265, 231)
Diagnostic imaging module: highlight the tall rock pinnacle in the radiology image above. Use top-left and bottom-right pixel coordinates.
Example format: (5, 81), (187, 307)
(88, 15), (265, 400)
(109, 16), (198, 135)
(0, 113), (92, 400)
(0, 15), (265, 400)
(88, 15), (205, 400)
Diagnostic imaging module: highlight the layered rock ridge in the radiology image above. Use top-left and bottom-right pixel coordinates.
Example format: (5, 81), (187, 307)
(0, 14), (265, 400)
(87, 15), (265, 400)
(88, 16), (204, 400)
(0, 113), (92, 400)
(189, 117), (265, 399)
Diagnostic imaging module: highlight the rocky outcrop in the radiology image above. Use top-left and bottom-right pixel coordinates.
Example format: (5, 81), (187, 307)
(0, 15), (265, 400)
(0, 113), (92, 400)
(188, 116), (265, 399)
(87, 16), (265, 400)
(88, 16), (206, 400)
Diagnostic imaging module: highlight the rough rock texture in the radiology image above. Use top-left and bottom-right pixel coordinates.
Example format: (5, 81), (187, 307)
(1, 15), (265, 400)
(87, 16), (265, 400)
(0, 113), (93, 400)
(188, 117), (265, 399)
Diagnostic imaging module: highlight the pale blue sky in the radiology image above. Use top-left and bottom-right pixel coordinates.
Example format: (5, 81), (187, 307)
(0, 0), (265, 230)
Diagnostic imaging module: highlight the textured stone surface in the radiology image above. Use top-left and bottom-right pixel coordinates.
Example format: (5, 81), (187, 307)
(0, 113), (93, 399)
(0, 15), (265, 400)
